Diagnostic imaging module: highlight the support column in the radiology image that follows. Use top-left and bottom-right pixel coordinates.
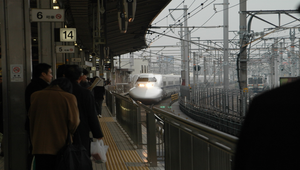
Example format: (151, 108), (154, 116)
(184, 5), (189, 86)
(38, 0), (56, 67)
(223, 0), (229, 89)
(239, 0), (247, 90)
(0, 0), (31, 169)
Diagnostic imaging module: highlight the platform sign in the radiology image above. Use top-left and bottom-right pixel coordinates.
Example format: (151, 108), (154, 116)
(60, 28), (77, 42)
(71, 58), (82, 62)
(56, 46), (75, 53)
(31, 9), (65, 22)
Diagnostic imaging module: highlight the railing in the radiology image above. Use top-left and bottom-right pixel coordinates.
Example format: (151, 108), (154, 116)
(106, 91), (238, 170)
(180, 87), (256, 136)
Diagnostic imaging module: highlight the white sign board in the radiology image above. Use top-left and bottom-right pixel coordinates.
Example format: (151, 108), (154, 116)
(56, 46), (75, 53)
(11, 64), (23, 82)
(85, 61), (93, 67)
(31, 9), (65, 22)
(60, 28), (77, 42)
(71, 58), (82, 62)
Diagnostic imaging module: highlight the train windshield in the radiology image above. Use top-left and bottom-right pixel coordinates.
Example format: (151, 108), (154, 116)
(248, 78), (253, 84)
(137, 77), (157, 82)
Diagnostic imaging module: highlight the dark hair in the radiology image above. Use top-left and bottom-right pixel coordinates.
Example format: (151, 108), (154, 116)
(50, 77), (73, 93)
(82, 69), (89, 76)
(57, 64), (69, 78)
(64, 65), (82, 82)
(32, 63), (51, 79)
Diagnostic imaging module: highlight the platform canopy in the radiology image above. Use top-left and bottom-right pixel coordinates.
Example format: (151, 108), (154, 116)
(56, 0), (171, 56)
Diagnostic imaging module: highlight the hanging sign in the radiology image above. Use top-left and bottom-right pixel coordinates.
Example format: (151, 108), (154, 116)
(60, 28), (77, 42)
(31, 9), (65, 22)
(56, 46), (75, 53)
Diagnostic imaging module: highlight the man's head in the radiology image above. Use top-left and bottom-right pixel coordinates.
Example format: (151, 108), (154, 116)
(64, 65), (82, 83)
(81, 69), (89, 82)
(57, 64), (69, 78)
(33, 63), (52, 83)
(50, 77), (73, 93)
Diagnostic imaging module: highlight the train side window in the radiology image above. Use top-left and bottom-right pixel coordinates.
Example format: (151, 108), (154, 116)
(168, 81), (173, 85)
(163, 81), (166, 86)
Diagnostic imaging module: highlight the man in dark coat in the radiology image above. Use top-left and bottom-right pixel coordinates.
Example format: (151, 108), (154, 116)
(64, 65), (103, 161)
(234, 79), (300, 170)
(93, 76), (105, 117)
(24, 63), (52, 169)
(25, 63), (52, 111)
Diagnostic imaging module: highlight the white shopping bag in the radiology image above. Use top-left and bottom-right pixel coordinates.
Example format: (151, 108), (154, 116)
(90, 139), (109, 163)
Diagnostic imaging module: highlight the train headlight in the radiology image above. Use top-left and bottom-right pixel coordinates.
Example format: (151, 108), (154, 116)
(138, 84), (145, 87)
(146, 83), (153, 88)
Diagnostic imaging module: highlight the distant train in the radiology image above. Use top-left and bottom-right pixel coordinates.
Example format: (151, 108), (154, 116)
(128, 73), (181, 104)
(247, 75), (265, 92)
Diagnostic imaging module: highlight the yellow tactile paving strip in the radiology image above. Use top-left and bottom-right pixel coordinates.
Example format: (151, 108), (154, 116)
(128, 166), (150, 170)
(98, 117), (149, 170)
(120, 150), (144, 163)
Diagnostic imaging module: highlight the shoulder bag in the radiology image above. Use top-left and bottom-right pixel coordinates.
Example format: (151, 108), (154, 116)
(55, 131), (92, 170)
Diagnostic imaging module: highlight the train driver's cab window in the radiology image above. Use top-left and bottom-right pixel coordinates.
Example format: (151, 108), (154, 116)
(248, 78), (253, 84)
(163, 81), (166, 86)
(137, 77), (157, 82)
(258, 78), (263, 84)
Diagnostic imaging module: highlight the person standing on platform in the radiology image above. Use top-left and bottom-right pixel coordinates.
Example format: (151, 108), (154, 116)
(25, 63), (53, 112)
(28, 78), (80, 170)
(0, 75), (3, 157)
(64, 65), (103, 164)
(25, 63), (52, 169)
(234, 79), (300, 170)
(80, 68), (91, 89)
(93, 76), (105, 117)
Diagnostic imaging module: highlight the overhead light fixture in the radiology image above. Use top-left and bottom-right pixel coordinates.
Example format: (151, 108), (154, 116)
(123, 0), (136, 22)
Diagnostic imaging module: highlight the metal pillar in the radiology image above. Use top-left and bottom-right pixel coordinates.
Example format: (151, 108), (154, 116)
(184, 5), (189, 86)
(0, 0), (32, 169)
(290, 28), (296, 76)
(204, 57), (207, 84)
(279, 42), (284, 77)
(37, 0), (56, 68)
(270, 45), (275, 88)
(274, 40), (279, 87)
(239, 0), (247, 90)
(223, 0), (229, 89)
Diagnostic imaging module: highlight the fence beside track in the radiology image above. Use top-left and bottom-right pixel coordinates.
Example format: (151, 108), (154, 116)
(105, 89), (238, 170)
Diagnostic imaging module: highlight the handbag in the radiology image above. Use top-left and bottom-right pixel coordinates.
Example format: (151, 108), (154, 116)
(55, 131), (92, 170)
(90, 139), (109, 163)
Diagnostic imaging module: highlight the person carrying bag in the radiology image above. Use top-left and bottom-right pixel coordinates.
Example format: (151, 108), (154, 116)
(55, 131), (92, 170)
(90, 139), (109, 163)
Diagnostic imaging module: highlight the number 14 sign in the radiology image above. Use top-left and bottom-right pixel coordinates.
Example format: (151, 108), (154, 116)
(60, 28), (77, 42)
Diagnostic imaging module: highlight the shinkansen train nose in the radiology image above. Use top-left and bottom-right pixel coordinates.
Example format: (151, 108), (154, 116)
(129, 87), (162, 100)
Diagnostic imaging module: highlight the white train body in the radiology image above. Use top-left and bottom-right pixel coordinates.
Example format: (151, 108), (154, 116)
(129, 73), (181, 104)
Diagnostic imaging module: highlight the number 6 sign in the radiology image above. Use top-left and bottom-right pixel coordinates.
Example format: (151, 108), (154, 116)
(60, 28), (77, 42)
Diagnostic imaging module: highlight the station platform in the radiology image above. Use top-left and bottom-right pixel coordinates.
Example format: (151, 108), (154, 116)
(93, 103), (164, 170)
(0, 101), (165, 170)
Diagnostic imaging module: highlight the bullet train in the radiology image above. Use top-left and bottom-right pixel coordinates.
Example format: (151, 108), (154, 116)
(129, 73), (181, 104)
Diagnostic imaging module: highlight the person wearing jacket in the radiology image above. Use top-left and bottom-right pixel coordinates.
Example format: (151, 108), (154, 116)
(63, 65), (104, 168)
(25, 63), (53, 112)
(28, 78), (80, 170)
